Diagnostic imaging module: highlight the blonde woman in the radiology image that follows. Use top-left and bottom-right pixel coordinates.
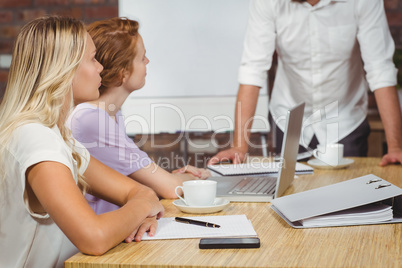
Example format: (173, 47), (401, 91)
(0, 16), (164, 268)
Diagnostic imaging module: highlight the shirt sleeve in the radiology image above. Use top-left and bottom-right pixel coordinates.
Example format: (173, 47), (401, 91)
(238, 0), (276, 87)
(11, 124), (78, 218)
(356, 0), (398, 91)
(69, 104), (153, 176)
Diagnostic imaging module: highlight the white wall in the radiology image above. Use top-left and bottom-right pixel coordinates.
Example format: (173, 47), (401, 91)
(119, 0), (269, 134)
(122, 95), (269, 135)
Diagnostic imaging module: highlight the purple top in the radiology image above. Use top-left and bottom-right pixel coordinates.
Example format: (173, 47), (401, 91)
(67, 103), (153, 214)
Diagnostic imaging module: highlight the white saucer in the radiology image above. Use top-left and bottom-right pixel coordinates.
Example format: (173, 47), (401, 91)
(307, 158), (354, 170)
(173, 198), (230, 214)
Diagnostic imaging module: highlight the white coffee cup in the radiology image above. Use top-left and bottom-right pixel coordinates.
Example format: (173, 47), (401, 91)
(175, 180), (217, 207)
(313, 143), (344, 166)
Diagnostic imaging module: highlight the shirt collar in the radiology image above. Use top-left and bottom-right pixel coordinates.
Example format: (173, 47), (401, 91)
(308, 0), (347, 10)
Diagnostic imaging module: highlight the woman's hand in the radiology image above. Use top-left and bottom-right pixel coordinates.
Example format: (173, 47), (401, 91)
(124, 216), (158, 243)
(129, 185), (165, 219)
(172, 165), (211, 179)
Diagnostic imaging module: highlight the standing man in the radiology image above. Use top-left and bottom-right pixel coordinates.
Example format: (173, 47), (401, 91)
(209, 0), (402, 166)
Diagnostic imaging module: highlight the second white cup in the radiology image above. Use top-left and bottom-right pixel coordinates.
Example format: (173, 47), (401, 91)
(175, 180), (217, 207)
(313, 143), (344, 166)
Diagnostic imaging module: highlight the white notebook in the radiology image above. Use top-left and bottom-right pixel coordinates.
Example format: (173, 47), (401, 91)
(208, 162), (313, 176)
(141, 215), (257, 240)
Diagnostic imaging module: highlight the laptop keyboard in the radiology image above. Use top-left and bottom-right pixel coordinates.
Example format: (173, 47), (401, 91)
(228, 177), (276, 195)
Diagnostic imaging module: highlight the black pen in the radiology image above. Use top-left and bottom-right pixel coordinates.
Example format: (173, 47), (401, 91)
(175, 217), (221, 228)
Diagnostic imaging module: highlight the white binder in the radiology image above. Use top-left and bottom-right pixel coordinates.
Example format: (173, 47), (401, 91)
(271, 174), (402, 228)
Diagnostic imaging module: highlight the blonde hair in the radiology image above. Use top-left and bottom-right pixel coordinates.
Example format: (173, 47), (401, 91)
(0, 16), (88, 192)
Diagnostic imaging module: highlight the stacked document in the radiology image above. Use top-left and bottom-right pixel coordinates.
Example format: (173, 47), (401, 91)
(301, 203), (393, 227)
(208, 162), (313, 176)
(271, 174), (402, 228)
(142, 215), (257, 240)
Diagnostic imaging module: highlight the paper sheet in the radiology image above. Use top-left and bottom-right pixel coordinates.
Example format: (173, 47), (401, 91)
(142, 214), (257, 240)
(301, 203), (393, 227)
(208, 162), (313, 176)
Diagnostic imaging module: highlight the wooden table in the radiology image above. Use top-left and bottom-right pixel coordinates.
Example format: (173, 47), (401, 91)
(65, 157), (402, 268)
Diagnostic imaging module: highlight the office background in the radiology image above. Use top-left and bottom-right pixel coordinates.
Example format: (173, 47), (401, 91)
(0, 0), (401, 169)
(1, 0), (402, 98)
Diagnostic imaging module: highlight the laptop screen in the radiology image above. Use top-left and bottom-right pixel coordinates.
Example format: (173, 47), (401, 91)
(274, 102), (305, 198)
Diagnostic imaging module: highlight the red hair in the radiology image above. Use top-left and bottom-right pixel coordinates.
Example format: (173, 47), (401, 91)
(87, 17), (139, 94)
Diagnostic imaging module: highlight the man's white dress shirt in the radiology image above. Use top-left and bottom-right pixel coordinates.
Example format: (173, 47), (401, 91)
(238, 0), (397, 146)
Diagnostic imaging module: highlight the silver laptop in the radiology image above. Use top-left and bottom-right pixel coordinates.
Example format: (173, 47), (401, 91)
(207, 102), (305, 202)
